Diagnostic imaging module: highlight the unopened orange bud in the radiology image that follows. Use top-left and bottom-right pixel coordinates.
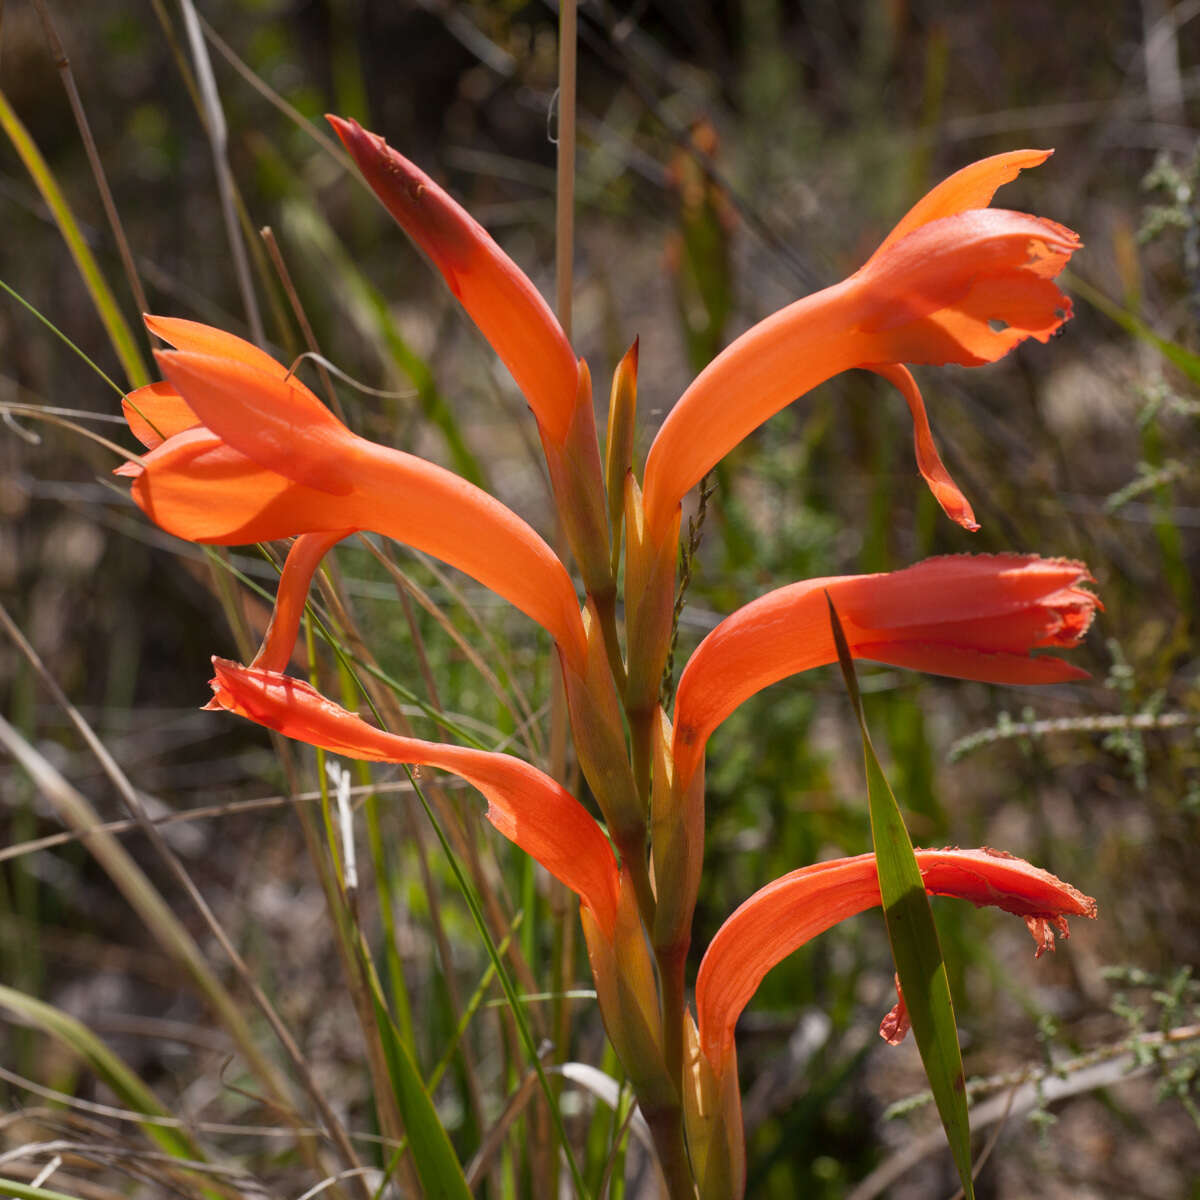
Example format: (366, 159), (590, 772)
(605, 338), (639, 570)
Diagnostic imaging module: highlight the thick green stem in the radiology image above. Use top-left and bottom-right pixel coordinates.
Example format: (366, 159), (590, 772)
(643, 1097), (697, 1200)
(656, 942), (688, 1087)
(591, 584), (627, 693)
(629, 704), (655, 810)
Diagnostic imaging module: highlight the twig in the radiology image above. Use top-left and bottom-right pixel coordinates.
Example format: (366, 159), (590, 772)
(177, 0), (264, 345)
(31, 0), (149, 316)
(949, 710), (1200, 761)
(849, 1024), (1200, 1200)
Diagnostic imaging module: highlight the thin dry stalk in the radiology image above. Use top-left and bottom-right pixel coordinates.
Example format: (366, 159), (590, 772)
(176, 0), (263, 345)
(360, 537), (544, 759)
(31, 0), (149, 317)
(0, 602), (368, 1199)
(259, 226), (346, 421)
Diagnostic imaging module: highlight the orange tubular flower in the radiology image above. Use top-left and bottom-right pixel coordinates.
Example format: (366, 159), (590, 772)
(117, 317), (587, 670)
(328, 115), (578, 447)
(329, 116), (614, 595)
(208, 659), (620, 938)
(673, 554), (1097, 790)
(695, 847), (1097, 1074)
(642, 150), (1080, 539)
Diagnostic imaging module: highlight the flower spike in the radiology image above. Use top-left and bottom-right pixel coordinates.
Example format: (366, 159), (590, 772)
(673, 554), (1097, 790)
(209, 660), (620, 937)
(696, 847), (1097, 1072)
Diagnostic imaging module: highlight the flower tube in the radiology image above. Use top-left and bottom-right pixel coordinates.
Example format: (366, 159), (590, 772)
(695, 846), (1097, 1073)
(118, 317), (586, 669)
(673, 554), (1097, 789)
(208, 659), (619, 938)
(642, 150), (1080, 539)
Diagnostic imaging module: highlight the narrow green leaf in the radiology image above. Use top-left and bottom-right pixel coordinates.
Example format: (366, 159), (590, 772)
(363, 973), (473, 1200)
(1067, 270), (1200, 385)
(0, 985), (216, 1188)
(0, 1178), (89, 1200)
(826, 595), (975, 1199)
(0, 90), (150, 390)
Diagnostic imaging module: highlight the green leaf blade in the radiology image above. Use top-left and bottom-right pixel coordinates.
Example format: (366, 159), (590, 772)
(826, 594), (975, 1200)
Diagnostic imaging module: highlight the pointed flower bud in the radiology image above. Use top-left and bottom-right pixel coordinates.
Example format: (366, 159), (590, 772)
(328, 115), (578, 445)
(605, 338), (639, 564)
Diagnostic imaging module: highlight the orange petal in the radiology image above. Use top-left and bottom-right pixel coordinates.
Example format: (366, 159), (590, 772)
(121, 381), (200, 449)
(209, 660), (619, 935)
(642, 278), (860, 536)
(867, 364), (977, 530)
(853, 210), (1080, 364)
(252, 531), (351, 672)
(144, 314), (289, 378)
(328, 115), (578, 445)
(695, 846), (1096, 1070)
(129, 427), (345, 543)
(155, 350), (357, 495)
(868, 149), (1053, 260)
(125, 423), (587, 665)
(348, 440), (587, 669)
(673, 555), (1097, 789)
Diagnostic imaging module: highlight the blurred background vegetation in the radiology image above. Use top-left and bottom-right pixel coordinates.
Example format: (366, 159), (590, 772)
(1, 1), (1199, 1196)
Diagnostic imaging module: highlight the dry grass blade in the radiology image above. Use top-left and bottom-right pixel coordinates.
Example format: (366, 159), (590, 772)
(259, 226), (345, 420)
(359, 536), (544, 759)
(0, 601), (369, 1199)
(31, 0), (149, 317)
(0, 778), (438, 865)
(176, 0), (263, 345)
(0, 91), (148, 388)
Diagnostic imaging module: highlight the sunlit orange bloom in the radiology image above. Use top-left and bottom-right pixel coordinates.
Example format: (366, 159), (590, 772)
(208, 659), (620, 937)
(673, 554), (1097, 790)
(329, 115), (578, 445)
(642, 149), (1079, 538)
(695, 847), (1097, 1072)
(117, 317), (586, 669)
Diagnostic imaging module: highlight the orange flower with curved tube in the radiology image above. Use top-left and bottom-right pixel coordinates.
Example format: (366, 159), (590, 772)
(642, 150), (1080, 539)
(208, 658), (620, 938)
(695, 846), (1097, 1073)
(673, 554), (1097, 790)
(117, 316), (587, 669)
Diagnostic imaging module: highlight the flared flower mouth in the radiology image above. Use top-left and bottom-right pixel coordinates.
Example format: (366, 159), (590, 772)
(672, 554), (1098, 790)
(641, 149), (1080, 540)
(695, 846), (1097, 1072)
(117, 316), (588, 668)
